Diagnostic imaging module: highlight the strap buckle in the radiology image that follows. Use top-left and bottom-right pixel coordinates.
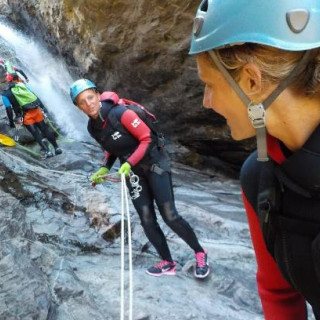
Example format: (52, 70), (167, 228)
(248, 103), (266, 129)
(150, 164), (164, 175)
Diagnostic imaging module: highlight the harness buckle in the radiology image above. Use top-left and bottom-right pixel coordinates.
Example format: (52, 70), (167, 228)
(248, 103), (266, 129)
(150, 164), (164, 175)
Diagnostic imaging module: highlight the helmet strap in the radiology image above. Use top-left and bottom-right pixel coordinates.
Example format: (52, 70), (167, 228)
(98, 102), (104, 121)
(208, 50), (313, 162)
(263, 50), (313, 108)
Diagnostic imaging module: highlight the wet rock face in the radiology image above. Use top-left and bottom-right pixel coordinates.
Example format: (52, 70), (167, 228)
(0, 141), (266, 320)
(3, 0), (255, 174)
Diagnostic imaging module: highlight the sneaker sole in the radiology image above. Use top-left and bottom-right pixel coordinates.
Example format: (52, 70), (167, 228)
(194, 268), (210, 279)
(146, 270), (176, 277)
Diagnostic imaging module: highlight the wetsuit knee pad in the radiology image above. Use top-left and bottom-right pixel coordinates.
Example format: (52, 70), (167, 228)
(136, 204), (158, 228)
(158, 202), (180, 224)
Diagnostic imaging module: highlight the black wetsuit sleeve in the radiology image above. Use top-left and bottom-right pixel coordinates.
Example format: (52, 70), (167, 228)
(103, 152), (117, 170)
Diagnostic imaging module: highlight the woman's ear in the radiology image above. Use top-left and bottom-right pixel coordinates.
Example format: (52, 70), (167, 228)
(239, 63), (262, 97)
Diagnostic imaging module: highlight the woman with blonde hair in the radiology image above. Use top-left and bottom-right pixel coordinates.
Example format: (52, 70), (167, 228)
(69, 80), (210, 278)
(190, 0), (320, 319)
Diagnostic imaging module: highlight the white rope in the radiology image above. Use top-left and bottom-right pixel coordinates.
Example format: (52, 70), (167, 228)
(120, 174), (125, 320)
(124, 174), (133, 320)
(120, 173), (133, 320)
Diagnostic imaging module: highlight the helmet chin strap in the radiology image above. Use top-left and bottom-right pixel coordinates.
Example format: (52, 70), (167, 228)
(208, 50), (313, 161)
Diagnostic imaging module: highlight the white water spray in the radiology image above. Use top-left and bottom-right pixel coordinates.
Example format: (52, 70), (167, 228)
(0, 19), (90, 140)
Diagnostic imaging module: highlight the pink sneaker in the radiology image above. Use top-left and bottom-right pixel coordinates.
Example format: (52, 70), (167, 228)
(194, 251), (210, 279)
(146, 260), (176, 277)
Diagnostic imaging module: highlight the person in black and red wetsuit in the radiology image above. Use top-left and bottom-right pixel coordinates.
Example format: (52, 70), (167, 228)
(190, 0), (320, 319)
(70, 79), (210, 278)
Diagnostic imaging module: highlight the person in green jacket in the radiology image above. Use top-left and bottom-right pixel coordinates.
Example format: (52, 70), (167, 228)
(3, 79), (62, 159)
(0, 59), (29, 83)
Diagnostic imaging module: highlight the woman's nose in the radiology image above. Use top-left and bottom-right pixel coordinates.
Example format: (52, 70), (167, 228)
(83, 98), (91, 107)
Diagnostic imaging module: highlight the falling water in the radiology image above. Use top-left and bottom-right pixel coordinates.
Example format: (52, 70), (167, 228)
(0, 19), (90, 140)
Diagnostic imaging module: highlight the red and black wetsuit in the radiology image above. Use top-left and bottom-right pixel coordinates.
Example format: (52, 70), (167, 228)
(241, 131), (320, 320)
(88, 101), (204, 261)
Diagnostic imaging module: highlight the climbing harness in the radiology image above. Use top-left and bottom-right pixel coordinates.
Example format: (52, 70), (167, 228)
(120, 173), (133, 320)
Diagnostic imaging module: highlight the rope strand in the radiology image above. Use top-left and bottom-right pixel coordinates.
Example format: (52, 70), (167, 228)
(120, 173), (133, 320)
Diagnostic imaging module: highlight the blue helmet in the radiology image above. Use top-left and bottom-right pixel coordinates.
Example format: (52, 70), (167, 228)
(189, 0), (320, 54)
(70, 79), (97, 104)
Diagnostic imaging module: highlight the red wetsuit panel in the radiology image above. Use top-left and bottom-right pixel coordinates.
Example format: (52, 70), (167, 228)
(119, 110), (152, 166)
(103, 151), (110, 164)
(267, 135), (286, 164)
(242, 192), (307, 320)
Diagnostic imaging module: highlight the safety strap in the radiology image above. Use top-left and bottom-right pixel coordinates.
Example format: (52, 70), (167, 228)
(208, 51), (250, 105)
(209, 50), (313, 162)
(120, 173), (133, 320)
(263, 50), (314, 109)
(150, 163), (164, 175)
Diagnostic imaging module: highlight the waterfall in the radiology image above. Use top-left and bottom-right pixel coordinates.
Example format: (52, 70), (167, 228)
(0, 19), (90, 140)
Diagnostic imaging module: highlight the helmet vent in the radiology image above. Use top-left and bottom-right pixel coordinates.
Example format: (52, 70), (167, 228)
(193, 17), (204, 36)
(286, 9), (310, 33)
(193, 0), (208, 36)
(200, 0), (208, 12)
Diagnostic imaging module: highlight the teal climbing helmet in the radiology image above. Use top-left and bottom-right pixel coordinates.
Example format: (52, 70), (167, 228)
(189, 0), (320, 55)
(70, 79), (97, 104)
